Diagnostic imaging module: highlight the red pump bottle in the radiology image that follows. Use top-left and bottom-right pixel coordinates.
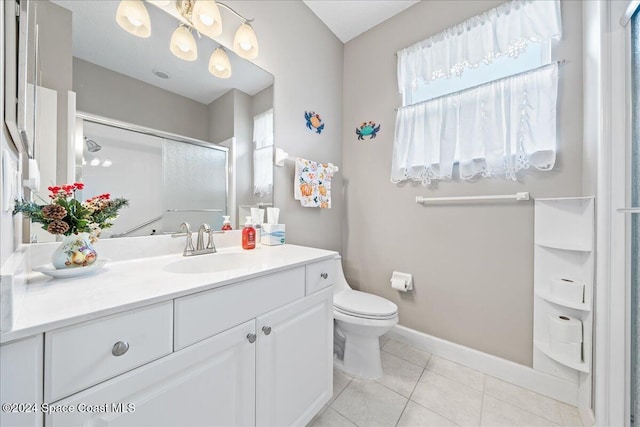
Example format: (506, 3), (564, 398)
(242, 216), (256, 250)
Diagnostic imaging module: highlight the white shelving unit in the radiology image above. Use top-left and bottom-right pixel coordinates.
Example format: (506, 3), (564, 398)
(533, 197), (594, 408)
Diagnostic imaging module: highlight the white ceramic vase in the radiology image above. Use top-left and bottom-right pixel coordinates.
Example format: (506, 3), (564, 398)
(52, 233), (98, 269)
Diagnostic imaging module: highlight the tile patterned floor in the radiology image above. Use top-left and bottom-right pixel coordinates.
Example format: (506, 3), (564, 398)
(309, 337), (583, 427)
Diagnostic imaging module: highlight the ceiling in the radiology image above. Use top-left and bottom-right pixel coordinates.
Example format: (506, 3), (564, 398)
(302, 0), (420, 43)
(51, 1), (273, 105)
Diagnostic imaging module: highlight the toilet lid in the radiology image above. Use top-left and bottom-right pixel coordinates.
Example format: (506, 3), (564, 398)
(334, 290), (398, 318)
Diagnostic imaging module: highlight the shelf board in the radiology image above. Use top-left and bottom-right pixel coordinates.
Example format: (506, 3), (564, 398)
(534, 341), (590, 373)
(534, 289), (591, 312)
(535, 240), (592, 252)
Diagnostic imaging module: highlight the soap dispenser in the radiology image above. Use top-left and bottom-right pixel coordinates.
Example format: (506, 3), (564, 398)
(242, 216), (256, 250)
(221, 216), (232, 230)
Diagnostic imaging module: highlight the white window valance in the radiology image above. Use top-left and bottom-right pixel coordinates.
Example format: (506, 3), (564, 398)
(253, 108), (274, 197)
(397, 0), (562, 96)
(391, 63), (558, 185)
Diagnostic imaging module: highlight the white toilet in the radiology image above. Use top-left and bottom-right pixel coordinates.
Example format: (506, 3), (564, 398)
(333, 256), (399, 379)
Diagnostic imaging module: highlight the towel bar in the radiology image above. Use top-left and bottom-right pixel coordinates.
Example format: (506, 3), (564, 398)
(416, 192), (530, 204)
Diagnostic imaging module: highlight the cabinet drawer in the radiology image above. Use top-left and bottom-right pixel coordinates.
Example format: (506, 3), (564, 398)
(175, 267), (305, 350)
(306, 259), (336, 295)
(45, 301), (173, 402)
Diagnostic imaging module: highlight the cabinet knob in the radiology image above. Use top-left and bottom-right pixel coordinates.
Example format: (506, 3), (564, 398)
(112, 341), (129, 357)
(262, 326), (272, 335)
(247, 333), (257, 343)
(320, 273), (328, 279)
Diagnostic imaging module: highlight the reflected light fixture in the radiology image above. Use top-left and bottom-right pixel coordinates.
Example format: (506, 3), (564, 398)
(170, 25), (198, 61)
(115, 0), (151, 38)
(208, 47), (231, 78)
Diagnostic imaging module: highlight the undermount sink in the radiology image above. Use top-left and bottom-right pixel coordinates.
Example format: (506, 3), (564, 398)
(163, 252), (255, 274)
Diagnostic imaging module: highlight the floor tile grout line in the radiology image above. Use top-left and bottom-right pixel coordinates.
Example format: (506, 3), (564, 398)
(406, 368), (464, 427)
(394, 366), (427, 427)
(482, 393), (565, 426)
(380, 346), (431, 369)
(479, 375), (486, 426)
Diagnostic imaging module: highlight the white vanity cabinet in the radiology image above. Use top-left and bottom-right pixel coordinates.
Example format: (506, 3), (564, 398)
(256, 287), (333, 426)
(0, 335), (43, 427)
(47, 319), (257, 427)
(35, 258), (335, 427)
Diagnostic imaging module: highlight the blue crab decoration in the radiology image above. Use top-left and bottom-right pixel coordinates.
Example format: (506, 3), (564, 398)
(356, 121), (381, 140)
(305, 111), (325, 134)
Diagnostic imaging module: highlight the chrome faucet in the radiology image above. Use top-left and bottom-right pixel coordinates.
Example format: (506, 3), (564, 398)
(172, 222), (195, 256)
(173, 222), (222, 256)
(196, 223), (212, 251)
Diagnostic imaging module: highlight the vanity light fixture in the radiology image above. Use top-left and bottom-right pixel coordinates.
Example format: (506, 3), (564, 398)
(233, 22), (258, 59)
(115, 0), (259, 77)
(208, 47), (231, 78)
(115, 0), (152, 38)
(191, 0), (222, 39)
(170, 24), (198, 61)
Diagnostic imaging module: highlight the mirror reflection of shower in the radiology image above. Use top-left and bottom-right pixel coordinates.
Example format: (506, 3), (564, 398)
(83, 136), (112, 168)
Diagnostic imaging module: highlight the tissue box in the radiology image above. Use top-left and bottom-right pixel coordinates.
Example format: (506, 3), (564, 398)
(261, 224), (285, 246)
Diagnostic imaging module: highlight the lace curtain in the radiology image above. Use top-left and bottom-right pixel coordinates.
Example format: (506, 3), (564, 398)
(253, 109), (274, 197)
(397, 0), (562, 97)
(391, 63), (558, 185)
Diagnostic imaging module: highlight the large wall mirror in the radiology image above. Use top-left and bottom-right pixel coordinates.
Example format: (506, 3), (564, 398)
(19, 0), (274, 241)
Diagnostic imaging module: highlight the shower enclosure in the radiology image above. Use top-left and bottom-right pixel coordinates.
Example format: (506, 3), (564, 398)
(78, 117), (228, 238)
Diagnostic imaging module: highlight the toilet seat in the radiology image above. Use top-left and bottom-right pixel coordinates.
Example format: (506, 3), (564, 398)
(334, 290), (398, 320)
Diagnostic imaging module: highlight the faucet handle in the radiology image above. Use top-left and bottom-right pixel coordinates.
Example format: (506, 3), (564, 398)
(171, 222), (192, 237)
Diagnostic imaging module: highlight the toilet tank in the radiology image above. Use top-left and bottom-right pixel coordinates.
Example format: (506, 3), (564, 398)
(333, 256), (352, 294)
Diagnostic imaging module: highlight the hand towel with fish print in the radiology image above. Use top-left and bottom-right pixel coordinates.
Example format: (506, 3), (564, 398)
(294, 158), (334, 208)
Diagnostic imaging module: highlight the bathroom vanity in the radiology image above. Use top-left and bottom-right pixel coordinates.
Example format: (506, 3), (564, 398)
(0, 242), (337, 427)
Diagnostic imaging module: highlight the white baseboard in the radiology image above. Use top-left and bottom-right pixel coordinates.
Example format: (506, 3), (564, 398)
(387, 325), (579, 406)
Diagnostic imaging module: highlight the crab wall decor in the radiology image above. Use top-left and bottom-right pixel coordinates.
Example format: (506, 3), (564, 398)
(305, 111), (325, 134)
(356, 121), (381, 140)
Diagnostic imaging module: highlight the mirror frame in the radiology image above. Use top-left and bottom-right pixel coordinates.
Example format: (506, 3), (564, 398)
(4, 0), (37, 157)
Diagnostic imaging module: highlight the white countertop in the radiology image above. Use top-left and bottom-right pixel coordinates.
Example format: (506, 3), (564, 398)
(1, 244), (337, 344)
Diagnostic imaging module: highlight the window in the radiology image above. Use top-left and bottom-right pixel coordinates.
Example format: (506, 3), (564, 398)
(406, 43), (545, 105)
(253, 109), (274, 197)
(392, 0), (562, 185)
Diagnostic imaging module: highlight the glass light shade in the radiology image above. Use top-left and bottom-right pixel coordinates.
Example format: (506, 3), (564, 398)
(115, 0), (151, 38)
(233, 23), (259, 59)
(147, 0), (171, 5)
(192, 1), (222, 39)
(170, 26), (198, 61)
(209, 47), (231, 78)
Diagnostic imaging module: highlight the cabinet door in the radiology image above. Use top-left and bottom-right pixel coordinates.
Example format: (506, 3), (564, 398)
(47, 320), (256, 427)
(256, 287), (333, 427)
(0, 335), (43, 427)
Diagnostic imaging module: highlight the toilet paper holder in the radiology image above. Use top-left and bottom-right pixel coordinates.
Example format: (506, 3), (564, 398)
(391, 271), (413, 292)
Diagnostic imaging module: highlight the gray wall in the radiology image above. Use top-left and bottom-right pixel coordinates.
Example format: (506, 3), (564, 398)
(252, 85), (274, 116)
(342, 0), (584, 366)
(74, 58), (210, 141)
(208, 90), (235, 144)
(221, 1), (344, 253)
(233, 90), (253, 208)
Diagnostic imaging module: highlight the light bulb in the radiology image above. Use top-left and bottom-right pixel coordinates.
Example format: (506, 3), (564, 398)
(115, 0), (151, 38)
(233, 23), (258, 59)
(208, 47), (231, 78)
(192, 1), (222, 38)
(200, 14), (214, 26)
(90, 158), (100, 166)
(102, 159), (113, 167)
(170, 26), (198, 61)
